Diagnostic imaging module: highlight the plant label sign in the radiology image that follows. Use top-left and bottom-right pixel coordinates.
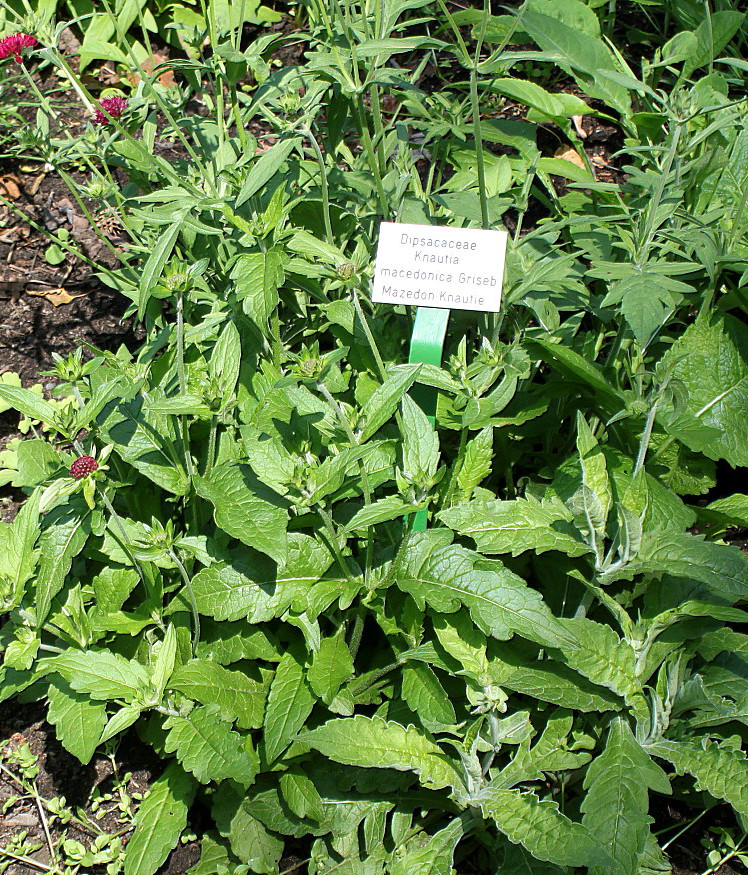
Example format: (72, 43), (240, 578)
(372, 222), (508, 312)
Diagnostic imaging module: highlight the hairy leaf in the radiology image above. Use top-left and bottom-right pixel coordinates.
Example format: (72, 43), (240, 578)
(164, 704), (258, 785)
(124, 761), (196, 875)
(300, 715), (466, 792)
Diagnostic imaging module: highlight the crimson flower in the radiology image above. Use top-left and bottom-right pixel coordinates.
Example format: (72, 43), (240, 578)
(0, 33), (38, 63)
(70, 455), (99, 479)
(94, 96), (128, 125)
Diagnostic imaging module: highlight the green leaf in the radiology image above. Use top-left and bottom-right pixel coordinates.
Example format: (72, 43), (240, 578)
(553, 618), (646, 711)
(196, 619), (281, 664)
(440, 496), (591, 558)
(164, 704), (258, 785)
(0, 490), (40, 610)
(236, 137), (302, 206)
(232, 250), (284, 330)
(480, 786), (611, 868)
(308, 630), (354, 705)
(280, 771), (325, 821)
(0, 384), (63, 431)
(684, 11), (745, 76)
(124, 761), (197, 875)
(195, 462), (288, 565)
(300, 715), (466, 793)
(402, 395), (439, 477)
(581, 718), (670, 875)
(103, 398), (189, 496)
(359, 364), (421, 442)
(398, 531), (578, 650)
(389, 816), (465, 875)
(264, 652), (315, 763)
(455, 426), (494, 501)
(209, 321), (242, 398)
(188, 554), (294, 623)
(576, 412), (612, 540)
(47, 679), (106, 765)
(34, 506), (91, 625)
(527, 338), (624, 408)
(646, 736), (748, 817)
(44, 650), (150, 702)
(344, 496), (419, 530)
(614, 529), (748, 600)
(660, 314), (748, 467)
(521, 10), (632, 117)
(169, 659), (268, 728)
(213, 784), (285, 872)
(138, 210), (189, 320)
(496, 711), (592, 789)
(402, 662), (456, 731)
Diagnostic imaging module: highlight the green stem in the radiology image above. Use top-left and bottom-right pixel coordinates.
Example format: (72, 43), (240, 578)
(632, 398), (659, 476)
(470, 67), (489, 229)
(302, 125), (334, 245)
(168, 548), (200, 657)
(353, 97), (389, 217)
(317, 504), (355, 582)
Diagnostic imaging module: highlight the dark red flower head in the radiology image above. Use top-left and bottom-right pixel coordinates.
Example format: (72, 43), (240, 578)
(94, 96), (128, 125)
(0, 33), (38, 63)
(70, 455), (99, 479)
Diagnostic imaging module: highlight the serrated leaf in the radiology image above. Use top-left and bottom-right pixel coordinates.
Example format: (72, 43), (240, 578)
(102, 397), (189, 495)
(398, 531), (578, 650)
(440, 496), (591, 558)
(489, 647), (622, 712)
(280, 771), (325, 821)
(0, 384), (63, 430)
(195, 462), (288, 564)
(264, 652), (315, 763)
(480, 786), (611, 868)
(359, 364), (421, 442)
(299, 715), (465, 792)
(47, 679), (106, 765)
(402, 395), (439, 477)
(496, 711), (592, 789)
(581, 718), (669, 875)
(389, 816), (464, 875)
(646, 736), (748, 817)
(44, 650), (150, 702)
(455, 426), (494, 500)
(553, 618), (646, 711)
(124, 761), (196, 875)
(232, 250), (284, 330)
(34, 505), (90, 627)
(308, 630), (354, 705)
(196, 619), (281, 664)
(659, 314), (748, 466)
(613, 529), (748, 599)
(169, 659), (269, 728)
(213, 784), (285, 873)
(164, 704), (258, 785)
(402, 662), (456, 731)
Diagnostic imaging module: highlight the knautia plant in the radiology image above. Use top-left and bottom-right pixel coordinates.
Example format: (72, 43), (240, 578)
(0, 0), (747, 873)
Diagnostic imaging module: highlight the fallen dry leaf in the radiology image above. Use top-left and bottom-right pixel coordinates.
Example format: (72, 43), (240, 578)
(0, 176), (22, 200)
(26, 287), (87, 306)
(554, 146), (587, 169)
(127, 51), (176, 88)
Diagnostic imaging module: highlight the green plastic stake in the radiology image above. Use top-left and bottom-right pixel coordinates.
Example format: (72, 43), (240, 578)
(408, 307), (450, 531)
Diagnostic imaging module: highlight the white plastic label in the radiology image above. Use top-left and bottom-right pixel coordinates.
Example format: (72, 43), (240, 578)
(371, 221), (508, 313)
